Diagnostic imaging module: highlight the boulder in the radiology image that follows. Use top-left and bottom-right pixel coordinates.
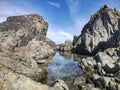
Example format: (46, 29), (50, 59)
(0, 14), (55, 78)
(79, 52), (120, 75)
(0, 14), (48, 52)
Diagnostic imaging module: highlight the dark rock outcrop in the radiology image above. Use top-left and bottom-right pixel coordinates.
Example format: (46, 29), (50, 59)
(72, 5), (120, 55)
(75, 5), (120, 90)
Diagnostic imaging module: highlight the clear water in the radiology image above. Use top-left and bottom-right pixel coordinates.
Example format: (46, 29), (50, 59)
(46, 52), (84, 90)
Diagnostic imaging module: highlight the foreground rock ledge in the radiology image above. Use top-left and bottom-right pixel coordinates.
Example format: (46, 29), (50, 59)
(0, 64), (69, 90)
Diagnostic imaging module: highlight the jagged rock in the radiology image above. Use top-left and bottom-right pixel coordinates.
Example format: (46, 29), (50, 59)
(0, 14), (48, 51)
(0, 14), (55, 83)
(57, 39), (72, 52)
(79, 52), (120, 75)
(72, 5), (120, 55)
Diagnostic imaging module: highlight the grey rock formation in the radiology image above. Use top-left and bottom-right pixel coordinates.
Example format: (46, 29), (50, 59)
(79, 52), (120, 75)
(0, 14), (68, 90)
(73, 5), (120, 55)
(0, 14), (48, 50)
(0, 14), (54, 78)
(57, 39), (72, 52)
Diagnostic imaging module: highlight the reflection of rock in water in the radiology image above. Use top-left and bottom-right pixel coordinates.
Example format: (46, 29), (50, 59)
(59, 51), (72, 60)
(46, 52), (84, 90)
(37, 55), (55, 84)
(73, 54), (88, 62)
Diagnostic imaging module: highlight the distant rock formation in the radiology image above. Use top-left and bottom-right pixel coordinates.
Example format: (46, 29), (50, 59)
(57, 39), (72, 52)
(72, 5), (120, 55)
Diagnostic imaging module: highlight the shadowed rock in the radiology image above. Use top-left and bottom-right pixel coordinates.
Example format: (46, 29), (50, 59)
(72, 5), (120, 55)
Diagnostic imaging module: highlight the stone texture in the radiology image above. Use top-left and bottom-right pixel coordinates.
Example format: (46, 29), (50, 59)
(0, 14), (55, 77)
(0, 14), (58, 89)
(0, 64), (49, 90)
(72, 5), (120, 55)
(0, 14), (48, 51)
(0, 64), (69, 90)
(46, 38), (56, 50)
(51, 79), (69, 90)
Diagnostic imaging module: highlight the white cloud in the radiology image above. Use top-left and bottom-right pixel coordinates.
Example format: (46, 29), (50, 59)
(66, 0), (80, 18)
(47, 24), (73, 44)
(0, 1), (38, 22)
(65, 0), (88, 35)
(47, 1), (60, 8)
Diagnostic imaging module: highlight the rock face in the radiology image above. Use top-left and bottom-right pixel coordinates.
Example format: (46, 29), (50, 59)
(0, 14), (55, 83)
(72, 5), (120, 55)
(74, 5), (120, 90)
(0, 14), (48, 50)
(0, 14), (69, 90)
(0, 14), (51, 77)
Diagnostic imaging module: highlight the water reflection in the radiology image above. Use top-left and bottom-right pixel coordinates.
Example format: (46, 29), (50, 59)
(59, 51), (72, 60)
(46, 52), (84, 90)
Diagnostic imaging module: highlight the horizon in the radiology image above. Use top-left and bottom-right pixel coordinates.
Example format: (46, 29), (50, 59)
(0, 0), (120, 44)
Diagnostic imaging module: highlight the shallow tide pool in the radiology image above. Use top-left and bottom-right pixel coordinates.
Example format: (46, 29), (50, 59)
(46, 52), (84, 90)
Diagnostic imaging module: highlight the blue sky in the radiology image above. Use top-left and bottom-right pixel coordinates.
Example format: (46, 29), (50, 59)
(0, 0), (120, 44)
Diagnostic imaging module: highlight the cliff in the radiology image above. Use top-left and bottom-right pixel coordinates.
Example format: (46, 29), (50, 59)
(72, 5), (120, 55)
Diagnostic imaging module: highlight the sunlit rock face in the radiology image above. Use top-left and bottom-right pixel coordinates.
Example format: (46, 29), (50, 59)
(0, 14), (55, 78)
(73, 5), (120, 55)
(0, 14), (48, 50)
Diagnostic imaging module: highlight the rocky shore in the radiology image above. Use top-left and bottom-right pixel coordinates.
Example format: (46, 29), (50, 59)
(72, 5), (120, 90)
(0, 14), (69, 90)
(1, 4), (120, 90)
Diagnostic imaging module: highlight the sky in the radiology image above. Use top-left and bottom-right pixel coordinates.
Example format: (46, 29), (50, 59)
(0, 0), (120, 44)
